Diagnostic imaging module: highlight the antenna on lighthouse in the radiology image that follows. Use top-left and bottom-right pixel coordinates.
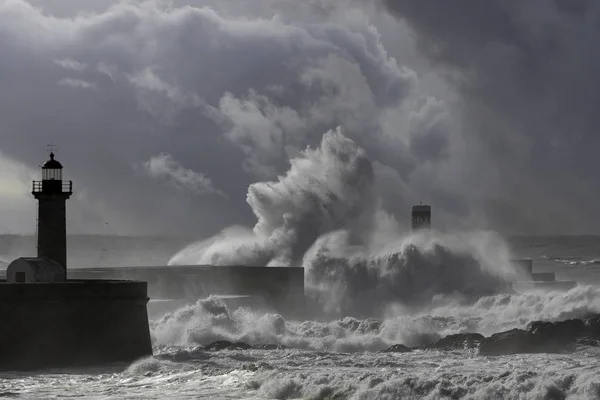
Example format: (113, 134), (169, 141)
(47, 144), (57, 156)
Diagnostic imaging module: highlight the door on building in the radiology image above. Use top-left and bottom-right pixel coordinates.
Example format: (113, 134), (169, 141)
(16, 272), (26, 283)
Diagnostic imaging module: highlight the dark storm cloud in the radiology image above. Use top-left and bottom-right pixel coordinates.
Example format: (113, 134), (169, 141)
(6, 0), (592, 236)
(0, 0), (454, 234)
(382, 0), (600, 233)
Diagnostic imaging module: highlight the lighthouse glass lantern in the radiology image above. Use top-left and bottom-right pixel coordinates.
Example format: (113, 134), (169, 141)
(42, 153), (63, 180)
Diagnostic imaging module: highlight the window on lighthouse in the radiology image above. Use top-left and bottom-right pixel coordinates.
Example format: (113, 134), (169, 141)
(42, 168), (62, 181)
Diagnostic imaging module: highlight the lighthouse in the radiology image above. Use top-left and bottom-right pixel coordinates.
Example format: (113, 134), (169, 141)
(32, 150), (72, 269)
(0, 148), (152, 371)
(411, 203), (431, 231)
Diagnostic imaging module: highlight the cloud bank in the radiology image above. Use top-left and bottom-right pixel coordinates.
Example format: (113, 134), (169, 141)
(0, 0), (597, 235)
(382, 0), (600, 234)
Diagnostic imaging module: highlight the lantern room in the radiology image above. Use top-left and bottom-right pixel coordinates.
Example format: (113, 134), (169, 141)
(42, 152), (63, 180)
(33, 152), (72, 195)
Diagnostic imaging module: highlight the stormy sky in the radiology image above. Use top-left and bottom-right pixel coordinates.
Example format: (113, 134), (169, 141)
(0, 0), (597, 236)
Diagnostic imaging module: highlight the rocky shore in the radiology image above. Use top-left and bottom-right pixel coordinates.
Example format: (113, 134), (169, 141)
(188, 315), (600, 357)
(381, 315), (600, 356)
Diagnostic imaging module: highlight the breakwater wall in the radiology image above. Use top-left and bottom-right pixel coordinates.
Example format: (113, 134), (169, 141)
(68, 265), (306, 314)
(0, 280), (152, 370)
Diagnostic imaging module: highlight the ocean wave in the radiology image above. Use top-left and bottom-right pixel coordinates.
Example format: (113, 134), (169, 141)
(250, 358), (600, 400)
(165, 130), (599, 350)
(128, 342), (600, 400)
(541, 255), (600, 267)
(169, 129), (523, 316)
(150, 285), (600, 352)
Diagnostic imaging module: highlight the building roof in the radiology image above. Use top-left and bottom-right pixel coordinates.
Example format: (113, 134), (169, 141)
(42, 153), (63, 169)
(8, 257), (64, 273)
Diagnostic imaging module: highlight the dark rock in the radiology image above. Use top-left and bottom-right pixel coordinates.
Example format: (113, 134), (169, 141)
(380, 344), (412, 353)
(577, 338), (600, 347)
(527, 319), (585, 343)
(254, 344), (288, 350)
(584, 315), (600, 338)
(157, 347), (209, 362)
(204, 341), (254, 351)
(428, 333), (485, 351)
(480, 329), (532, 356)
(242, 362), (274, 371)
(480, 316), (600, 356)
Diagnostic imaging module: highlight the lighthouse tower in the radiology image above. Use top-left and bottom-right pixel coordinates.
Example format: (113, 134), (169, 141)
(411, 203), (431, 231)
(32, 150), (72, 269)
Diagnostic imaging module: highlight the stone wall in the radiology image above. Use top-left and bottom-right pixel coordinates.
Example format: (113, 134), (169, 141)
(0, 280), (152, 370)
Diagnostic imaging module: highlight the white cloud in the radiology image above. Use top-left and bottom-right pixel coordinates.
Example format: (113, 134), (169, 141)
(218, 91), (307, 178)
(96, 62), (116, 80)
(54, 58), (87, 71)
(57, 78), (97, 90)
(143, 153), (226, 198)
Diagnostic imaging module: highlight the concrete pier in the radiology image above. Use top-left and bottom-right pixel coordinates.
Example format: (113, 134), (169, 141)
(68, 265), (306, 317)
(510, 258), (576, 291)
(0, 280), (152, 370)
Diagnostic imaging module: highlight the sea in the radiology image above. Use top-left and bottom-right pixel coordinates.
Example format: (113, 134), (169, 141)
(0, 234), (599, 399)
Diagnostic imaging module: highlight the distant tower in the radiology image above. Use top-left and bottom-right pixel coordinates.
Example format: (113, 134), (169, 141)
(32, 148), (72, 269)
(411, 203), (431, 231)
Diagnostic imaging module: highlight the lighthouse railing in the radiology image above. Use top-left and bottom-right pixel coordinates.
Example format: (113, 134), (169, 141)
(32, 180), (73, 194)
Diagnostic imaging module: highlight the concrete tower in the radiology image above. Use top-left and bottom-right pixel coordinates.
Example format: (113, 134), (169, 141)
(32, 151), (72, 269)
(411, 204), (431, 231)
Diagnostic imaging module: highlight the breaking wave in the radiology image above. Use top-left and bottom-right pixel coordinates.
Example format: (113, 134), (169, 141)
(542, 255), (600, 267)
(164, 127), (600, 361)
(151, 285), (600, 352)
(249, 360), (600, 400)
(169, 128), (523, 315)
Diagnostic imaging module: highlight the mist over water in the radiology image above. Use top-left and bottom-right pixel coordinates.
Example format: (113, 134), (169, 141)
(169, 127), (380, 269)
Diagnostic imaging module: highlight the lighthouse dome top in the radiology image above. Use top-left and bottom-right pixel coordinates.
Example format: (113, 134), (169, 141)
(42, 153), (63, 169)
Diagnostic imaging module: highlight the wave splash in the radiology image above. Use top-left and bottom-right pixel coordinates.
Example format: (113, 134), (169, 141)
(169, 128), (522, 315)
(151, 285), (600, 352)
(542, 255), (600, 267)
